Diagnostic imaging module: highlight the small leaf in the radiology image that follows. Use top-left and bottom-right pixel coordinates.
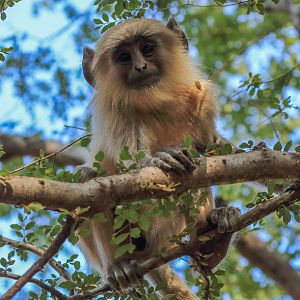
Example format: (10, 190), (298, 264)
(135, 151), (145, 161)
(130, 227), (141, 238)
(273, 141), (282, 151)
(138, 214), (151, 231)
(183, 136), (193, 148)
(114, 244), (130, 258)
(239, 142), (249, 149)
(95, 151), (105, 162)
(284, 140), (292, 152)
(80, 137), (91, 147)
(111, 232), (129, 245)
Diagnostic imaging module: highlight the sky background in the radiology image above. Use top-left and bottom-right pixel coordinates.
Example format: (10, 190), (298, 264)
(0, 1), (299, 299)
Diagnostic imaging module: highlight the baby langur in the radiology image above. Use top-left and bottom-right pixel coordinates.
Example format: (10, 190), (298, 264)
(79, 18), (240, 298)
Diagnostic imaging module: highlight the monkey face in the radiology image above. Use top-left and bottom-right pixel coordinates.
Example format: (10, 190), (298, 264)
(113, 38), (162, 89)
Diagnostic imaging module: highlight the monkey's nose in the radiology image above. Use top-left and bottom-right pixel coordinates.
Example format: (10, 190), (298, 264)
(135, 63), (147, 72)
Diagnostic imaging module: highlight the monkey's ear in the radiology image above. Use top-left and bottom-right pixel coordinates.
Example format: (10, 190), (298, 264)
(166, 17), (188, 51)
(82, 47), (95, 88)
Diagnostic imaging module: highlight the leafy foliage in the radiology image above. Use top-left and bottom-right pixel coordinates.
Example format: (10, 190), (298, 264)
(0, 0), (300, 299)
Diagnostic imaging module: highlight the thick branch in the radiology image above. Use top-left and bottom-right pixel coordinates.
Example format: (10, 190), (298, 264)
(0, 150), (299, 213)
(0, 271), (66, 299)
(0, 134), (86, 166)
(67, 187), (300, 299)
(237, 234), (300, 299)
(2, 216), (78, 300)
(1, 236), (72, 281)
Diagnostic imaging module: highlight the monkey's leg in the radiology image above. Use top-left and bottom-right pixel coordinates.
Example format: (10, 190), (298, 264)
(141, 146), (196, 173)
(208, 207), (241, 233)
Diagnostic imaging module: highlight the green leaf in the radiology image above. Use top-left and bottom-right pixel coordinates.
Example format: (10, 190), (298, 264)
(183, 136), (193, 148)
(102, 13), (109, 22)
(273, 141), (282, 151)
(0, 53), (5, 61)
(135, 151), (145, 161)
(10, 224), (22, 230)
(295, 146), (300, 153)
(284, 140), (292, 152)
(25, 222), (35, 230)
(95, 151), (105, 162)
(130, 227), (141, 238)
(114, 244), (131, 258)
(127, 209), (139, 223)
(111, 232), (129, 245)
(119, 146), (132, 160)
(222, 143), (233, 155)
(93, 18), (103, 25)
(1, 12), (6, 21)
(1, 47), (13, 53)
(138, 214), (151, 231)
(80, 137), (91, 147)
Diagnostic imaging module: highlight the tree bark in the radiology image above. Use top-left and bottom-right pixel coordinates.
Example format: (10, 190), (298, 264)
(0, 150), (299, 213)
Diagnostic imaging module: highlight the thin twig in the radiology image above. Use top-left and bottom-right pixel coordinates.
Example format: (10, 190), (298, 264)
(9, 134), (91, 175)
(0, 271), (67, 299)
(2, 216), (78, 300)
(159, 0), (248, 11)
(1, 236), (72, 281)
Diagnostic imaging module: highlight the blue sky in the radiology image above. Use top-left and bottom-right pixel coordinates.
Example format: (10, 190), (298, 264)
(0, 1), (299, 299)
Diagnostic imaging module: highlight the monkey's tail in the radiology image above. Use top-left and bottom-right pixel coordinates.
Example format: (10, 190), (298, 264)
(148, 265), (197, 300)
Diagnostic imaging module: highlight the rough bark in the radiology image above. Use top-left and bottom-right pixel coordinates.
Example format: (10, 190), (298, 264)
(0, 150), (299, 213)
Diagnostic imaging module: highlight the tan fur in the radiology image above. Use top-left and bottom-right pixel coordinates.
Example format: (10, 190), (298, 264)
(79, 19), (218, 297)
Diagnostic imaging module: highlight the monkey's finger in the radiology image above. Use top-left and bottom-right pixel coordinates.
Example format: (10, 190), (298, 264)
(120, 261), (140, 286)
(207, 209), (220, 225)
(106, 270), (119, 290)
(111, 264), (129, 290)
(151, 157), (173, 172)
(155, 152), (187, 173)
(224, 207), (241, 232)
(168, 148), (195, 172)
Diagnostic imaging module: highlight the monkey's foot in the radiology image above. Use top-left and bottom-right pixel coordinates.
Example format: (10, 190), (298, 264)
(106, 260), (142, 290)
(141, 146), (195, 173)
(208, 207), (241, 233)
(76, 166), (98, 183)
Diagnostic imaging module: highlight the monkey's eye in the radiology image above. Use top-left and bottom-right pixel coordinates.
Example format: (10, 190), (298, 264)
(118, 52), (131, 64)
(141, 44), (155, 57)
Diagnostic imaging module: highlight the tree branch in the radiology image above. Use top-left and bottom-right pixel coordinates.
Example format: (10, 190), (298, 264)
(2, 216), (78, 300)
(0, 134), (86, 167)
(0, 271), (67, 299)
(67, 186), (300, 299)
(0, 236), (72, 281)
(236, 234), (300, 299)
(0, 150), (299, 213)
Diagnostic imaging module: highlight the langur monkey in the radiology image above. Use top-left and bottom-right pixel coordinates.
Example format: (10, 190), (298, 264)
(79, 18), (240, 298)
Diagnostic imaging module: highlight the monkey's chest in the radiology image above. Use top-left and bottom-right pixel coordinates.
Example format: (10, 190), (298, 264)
(137, 120), (197, 154)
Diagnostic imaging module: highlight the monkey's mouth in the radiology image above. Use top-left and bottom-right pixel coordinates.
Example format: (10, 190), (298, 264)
(129, 75), (160, 90)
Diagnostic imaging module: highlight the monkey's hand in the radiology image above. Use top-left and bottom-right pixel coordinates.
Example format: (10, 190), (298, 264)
(140, 146), (196, 173)
(76, 166), (98, 183)
(106, 259), (142, 290)
(208, 207), (241, 233)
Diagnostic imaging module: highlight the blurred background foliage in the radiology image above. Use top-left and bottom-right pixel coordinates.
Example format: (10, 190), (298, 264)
(0, 0), (300, 299)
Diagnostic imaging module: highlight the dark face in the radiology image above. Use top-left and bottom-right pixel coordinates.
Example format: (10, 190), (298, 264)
(113, 38), (162, 89)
